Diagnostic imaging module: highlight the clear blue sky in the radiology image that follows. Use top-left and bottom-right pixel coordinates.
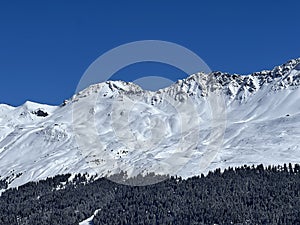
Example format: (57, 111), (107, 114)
(0, 0), (299, 106)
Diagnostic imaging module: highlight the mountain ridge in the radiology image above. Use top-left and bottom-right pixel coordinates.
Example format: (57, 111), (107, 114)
(1, 58), (299, 109)
(67, 58), (300, 107)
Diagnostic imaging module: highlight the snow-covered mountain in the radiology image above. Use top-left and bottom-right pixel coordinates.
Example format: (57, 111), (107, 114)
(1, 59), (300, 188)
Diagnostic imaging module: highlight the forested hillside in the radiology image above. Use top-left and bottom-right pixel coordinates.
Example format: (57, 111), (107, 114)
(0, 164), (300, 225)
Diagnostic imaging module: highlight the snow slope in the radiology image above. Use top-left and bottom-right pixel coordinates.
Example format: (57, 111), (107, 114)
(1, 59), (300, 188)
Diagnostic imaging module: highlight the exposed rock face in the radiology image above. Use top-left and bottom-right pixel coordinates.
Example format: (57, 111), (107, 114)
(32, 109), (49, 117)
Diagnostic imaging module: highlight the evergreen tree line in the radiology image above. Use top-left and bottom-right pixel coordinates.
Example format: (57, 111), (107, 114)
(0, 164), (299, 225)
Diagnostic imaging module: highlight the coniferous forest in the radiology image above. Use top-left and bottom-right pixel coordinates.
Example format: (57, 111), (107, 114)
(0, 164), (300, 225)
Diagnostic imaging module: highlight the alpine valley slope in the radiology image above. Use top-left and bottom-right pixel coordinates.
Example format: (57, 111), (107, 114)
(1, 59), (300, 189)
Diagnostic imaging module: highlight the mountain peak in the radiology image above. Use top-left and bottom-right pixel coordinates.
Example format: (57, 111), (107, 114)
(70, 58), (300, 105)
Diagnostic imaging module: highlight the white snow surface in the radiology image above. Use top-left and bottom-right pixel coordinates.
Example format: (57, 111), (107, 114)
(1, 59), (300, 188)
